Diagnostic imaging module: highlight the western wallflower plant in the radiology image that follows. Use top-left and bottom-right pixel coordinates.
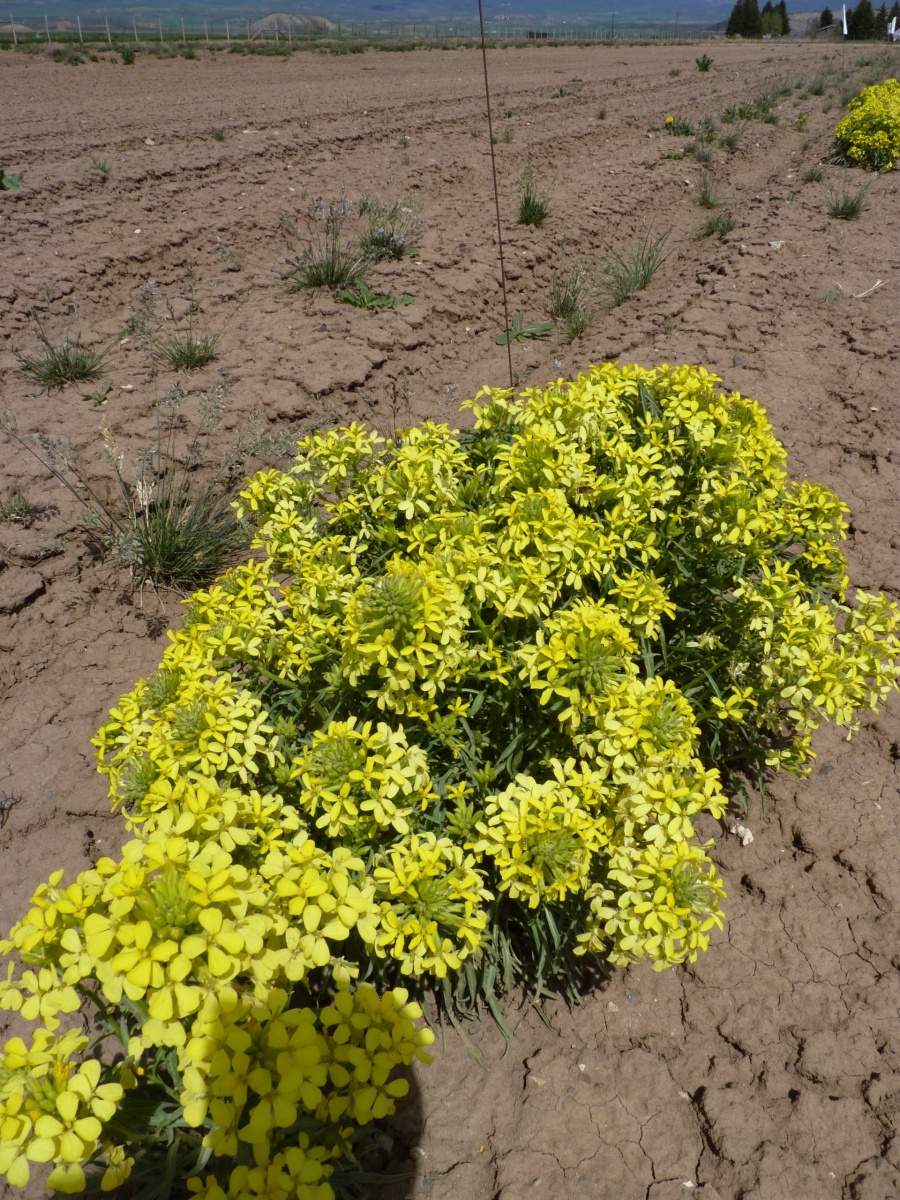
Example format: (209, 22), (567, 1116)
(834, 77), (900, 171)
(2, 363), (898, 1195)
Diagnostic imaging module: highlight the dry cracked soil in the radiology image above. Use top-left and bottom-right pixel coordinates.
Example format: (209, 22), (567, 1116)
(1, 34), (900, 1200)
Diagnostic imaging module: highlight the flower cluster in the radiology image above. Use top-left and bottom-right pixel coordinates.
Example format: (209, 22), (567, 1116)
(3, 362), (898, 1194)
(834, 77), (900, 171)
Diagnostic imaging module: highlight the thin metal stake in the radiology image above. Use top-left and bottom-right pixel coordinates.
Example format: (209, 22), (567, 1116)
(477, 0), (514, 389)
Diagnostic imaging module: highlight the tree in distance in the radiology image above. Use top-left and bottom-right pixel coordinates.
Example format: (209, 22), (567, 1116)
(726, 0), (763, 37)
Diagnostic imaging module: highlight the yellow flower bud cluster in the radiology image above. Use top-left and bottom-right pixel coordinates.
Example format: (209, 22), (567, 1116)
(3, 362), (898, 1193)
(834, 77), (900, 172)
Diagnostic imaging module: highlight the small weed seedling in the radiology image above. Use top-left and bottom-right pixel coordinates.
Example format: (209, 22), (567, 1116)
(803, 167), (825, 183)
(596, 106), (607, 120)
(211, 127), (227, 142)
(496, 313), (554, 344)
(718, 130), (741, 152)
(668, 117), (694, 137)
(669, 68), (681, 76)
(17, 320), (112, 390)
(518, 167), (550, 227)
(337, 278), (413, 310)
(121, 46), (136, 65)
(701, 212), (736, 237)
(699, 172), (720, 208)
(0, 488), (30, 524)
(92, 158), (110, 178)
(550, 265), (594, 342)
(827, 182), (869, 220)
(696, 54), (714, 72)
(81, 382), (112, 407)
(698, 116), (718, 145)
(1, 169), (23, 191)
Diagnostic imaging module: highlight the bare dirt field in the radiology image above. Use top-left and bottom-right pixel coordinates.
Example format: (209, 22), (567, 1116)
(2, 35), (900, 1200)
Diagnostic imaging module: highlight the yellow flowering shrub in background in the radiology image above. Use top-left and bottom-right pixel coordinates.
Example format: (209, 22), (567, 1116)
(2, 363), (898, 1196)
(834, 77), (900, 171)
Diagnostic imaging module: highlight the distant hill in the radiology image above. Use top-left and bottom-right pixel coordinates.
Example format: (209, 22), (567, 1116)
(8, 0), (737, 30)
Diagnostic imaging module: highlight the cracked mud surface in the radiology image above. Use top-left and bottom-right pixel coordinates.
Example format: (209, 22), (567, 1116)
(1, 38), (899, 1200)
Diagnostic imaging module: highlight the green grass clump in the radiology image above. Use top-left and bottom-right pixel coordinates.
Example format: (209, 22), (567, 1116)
(698, 172), (720, 208)
(517, 167), (550, 227)
(826, 182), (870, 219)
(701, 212), (736, 237)
(803, 166), (825, 183)
(17, 325), (110, 390)
(160, 334), (219, 372)
(286, 199), (365, 291)
(599, 231), (668, 307)
(117, 484), (246, 590)
(358, 199), (421, 262)
(550, 265), (594, 341)
(0, 487), (29, 523)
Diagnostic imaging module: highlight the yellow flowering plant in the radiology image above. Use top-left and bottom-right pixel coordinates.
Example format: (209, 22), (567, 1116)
(834, 78), (900, 172)
(2, 363), (898, 1194)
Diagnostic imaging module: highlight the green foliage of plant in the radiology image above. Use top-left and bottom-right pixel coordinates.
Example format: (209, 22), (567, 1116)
(698, 172), (720, 208)
(599, 232), (668, 307)
(162, 334), (220, 371)
(826, 181), (870, 218)
(833, 78), (900, 171)
(2, 392), (247, 592)
(550, 265), (594, 342)
(17, 322), (111, 390)
(517, 167), (550, 227)
(803, 166), (825, 182)
(131, 278), (220, 371)
(697, 116), (718, 144)
(0, 168), (23, 190)
(337, 278), (413, 310)
(0, 486), (29, 523)
(701, 212), (736, 237)
(721, 89), (778, 124)
(120, 46), (135, 64)
(496, 313), (555, 343)
(667, 116), (694, 136)
(358, 198), (421, 262)
(2, 363), (899, 1194)
(683, 139), (714, 163)
(285, 199), (365, 291)
(696, 54), (714, 71)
